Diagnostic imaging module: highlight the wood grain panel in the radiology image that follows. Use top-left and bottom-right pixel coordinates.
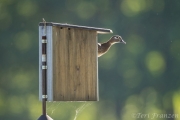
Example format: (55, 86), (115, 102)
(52, 26), (98, 101)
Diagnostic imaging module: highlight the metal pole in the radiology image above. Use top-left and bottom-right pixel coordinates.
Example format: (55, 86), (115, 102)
(42, 35), (47, 115)
(38, 19), (53, 120)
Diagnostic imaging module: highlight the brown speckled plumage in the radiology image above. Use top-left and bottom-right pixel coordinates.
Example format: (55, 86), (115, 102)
(98, 35), (126, 57)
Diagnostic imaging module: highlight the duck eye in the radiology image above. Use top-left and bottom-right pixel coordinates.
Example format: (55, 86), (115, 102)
(114, 36), (119, 39)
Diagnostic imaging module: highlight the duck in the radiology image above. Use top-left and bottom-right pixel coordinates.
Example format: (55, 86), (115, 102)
(98, 35), (126, 57)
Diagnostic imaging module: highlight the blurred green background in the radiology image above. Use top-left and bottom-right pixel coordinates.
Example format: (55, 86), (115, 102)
(1, 0), (180, 120)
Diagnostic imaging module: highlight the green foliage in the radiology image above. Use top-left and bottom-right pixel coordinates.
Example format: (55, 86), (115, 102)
(0, 0), (180, 120)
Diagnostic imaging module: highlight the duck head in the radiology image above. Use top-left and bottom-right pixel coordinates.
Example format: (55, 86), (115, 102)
(109, 35), (126, 44)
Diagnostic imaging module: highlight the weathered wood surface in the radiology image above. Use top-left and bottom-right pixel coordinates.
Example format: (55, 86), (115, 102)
(52, 26), (98, 101)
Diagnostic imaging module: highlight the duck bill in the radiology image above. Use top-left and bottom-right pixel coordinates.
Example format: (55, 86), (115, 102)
(121, 39), (126, 44)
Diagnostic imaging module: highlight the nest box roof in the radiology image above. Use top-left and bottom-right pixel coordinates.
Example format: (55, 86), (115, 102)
(39, 22), (113, 34)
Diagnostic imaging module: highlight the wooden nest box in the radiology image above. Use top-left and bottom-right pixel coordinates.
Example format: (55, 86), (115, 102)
(39, 22), (112, 101)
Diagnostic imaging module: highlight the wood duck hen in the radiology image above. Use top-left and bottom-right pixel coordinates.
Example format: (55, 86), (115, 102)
(98, 35), (126, 57)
